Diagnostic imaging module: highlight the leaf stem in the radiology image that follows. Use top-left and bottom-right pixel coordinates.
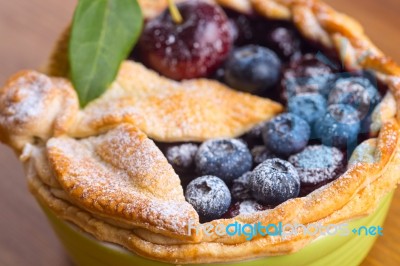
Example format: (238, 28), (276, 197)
(168, 0), (183, 24)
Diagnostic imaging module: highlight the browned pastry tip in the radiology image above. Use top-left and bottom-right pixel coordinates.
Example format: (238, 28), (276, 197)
(47, 123), (202, 242)
(0, 70), (78, 151)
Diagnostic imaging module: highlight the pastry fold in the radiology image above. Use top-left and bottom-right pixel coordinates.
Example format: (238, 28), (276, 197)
(47, 124), (201, 242)
(0, 62), (283, 150)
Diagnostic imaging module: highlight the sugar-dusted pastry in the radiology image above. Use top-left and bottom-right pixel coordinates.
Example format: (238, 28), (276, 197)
(1, 0), (400, 264)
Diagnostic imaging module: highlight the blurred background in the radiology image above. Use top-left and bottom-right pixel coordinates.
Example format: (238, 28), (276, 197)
(0, 0), (399, 265)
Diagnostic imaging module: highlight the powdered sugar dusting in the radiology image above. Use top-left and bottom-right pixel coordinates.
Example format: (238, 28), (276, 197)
(249, 159), (300, 204)
(185, 175), (231, 221)
(289, 145), (344, 185)
(349, 139), (377, 167)
(75, 61), (282, 142)
(166, 143), (198, 169)
(0, 72), (52, 122)
(47, 124), (198, 235)
(0, 71), (79, 150)
(238, 200), (265, 215)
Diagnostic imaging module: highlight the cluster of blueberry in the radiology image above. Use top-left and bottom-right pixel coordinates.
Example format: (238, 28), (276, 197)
(136, 1), (384, 222)
(273, 75), (380, 154)
(225, 46), (381, 154)
(182, 69), (380, 221)
(167, 139), (299, 221)
(166, 130), (345, 221)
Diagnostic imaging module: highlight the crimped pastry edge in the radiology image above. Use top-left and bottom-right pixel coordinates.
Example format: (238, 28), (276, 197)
(26, 126), (400, 264)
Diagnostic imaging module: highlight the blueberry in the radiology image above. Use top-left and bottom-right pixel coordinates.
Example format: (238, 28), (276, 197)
(262, 113), (311, 157)
(328, 77), (381, 120)
(195, 139), (252, 184)
(224, 45), (281, 94)
(165, 143), (198, 174)
(288, 93), (327, 126)
(282, 54), (334, 100)
(249, 159), (300, 205)
(288, 145), (344, 185)
(185, 176), (231, 221)
(313, 104), (360, 149)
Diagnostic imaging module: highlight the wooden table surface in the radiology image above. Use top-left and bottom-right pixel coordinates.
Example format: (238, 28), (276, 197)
(0, 0), (399, 265)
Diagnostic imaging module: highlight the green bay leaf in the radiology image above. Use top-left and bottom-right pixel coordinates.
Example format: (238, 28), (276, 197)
(69, 0), (143, 107)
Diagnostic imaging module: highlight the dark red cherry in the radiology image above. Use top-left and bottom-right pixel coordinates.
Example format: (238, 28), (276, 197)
(139, 1), (233, 80)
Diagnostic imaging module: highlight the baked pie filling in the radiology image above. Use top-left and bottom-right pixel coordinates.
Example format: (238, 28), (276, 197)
(1, 0), (400, 264)
(134, 3), (388, 221)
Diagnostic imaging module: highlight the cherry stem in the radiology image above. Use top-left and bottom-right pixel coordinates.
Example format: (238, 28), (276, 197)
(168, 0), (183, 24)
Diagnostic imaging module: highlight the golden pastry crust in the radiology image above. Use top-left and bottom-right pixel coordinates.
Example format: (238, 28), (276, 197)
(47, 124), (201, 241)
(0, 71), (78, 152)
(0, 63), (283, 144)
(26, 124), (400, 264)
(2, 0), (400, 264)
(69, 61), (283, 141)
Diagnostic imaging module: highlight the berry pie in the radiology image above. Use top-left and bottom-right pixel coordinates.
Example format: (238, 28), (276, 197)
(1, 0), (400, 264)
